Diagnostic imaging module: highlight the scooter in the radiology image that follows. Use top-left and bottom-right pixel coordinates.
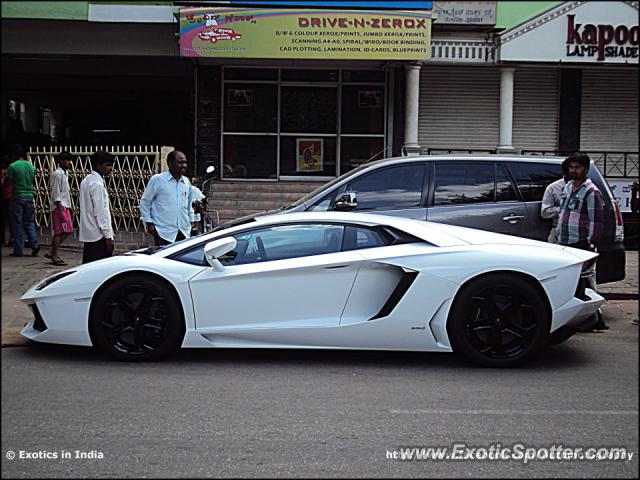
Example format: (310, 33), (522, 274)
(192, 165), (218, 234)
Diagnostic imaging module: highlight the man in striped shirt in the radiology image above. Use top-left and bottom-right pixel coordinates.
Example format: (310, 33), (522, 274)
(556, 152), (607, 331)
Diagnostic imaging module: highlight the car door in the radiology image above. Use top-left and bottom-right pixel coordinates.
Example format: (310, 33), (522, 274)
(426, 161), (531, 237)
(188, 223), (364, 330)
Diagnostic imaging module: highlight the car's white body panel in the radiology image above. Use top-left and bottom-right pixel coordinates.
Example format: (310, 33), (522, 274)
(20, 212), (604, 357)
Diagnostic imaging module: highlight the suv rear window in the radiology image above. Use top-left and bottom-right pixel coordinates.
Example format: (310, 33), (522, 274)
(506, 162), (562, 202)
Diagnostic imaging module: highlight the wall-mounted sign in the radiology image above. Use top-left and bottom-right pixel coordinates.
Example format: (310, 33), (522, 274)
(609, 179), (638, 213)
(297, 138), (323, 172)
(180, 7), (432, 60)
(500, 1), (639, 64)
(432, 1), (495, 25)
(225, 1), (433, 7)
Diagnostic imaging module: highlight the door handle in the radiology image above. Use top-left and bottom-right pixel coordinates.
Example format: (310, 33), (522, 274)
(502, 214), (525, 224)
(325, 265), (350, 270)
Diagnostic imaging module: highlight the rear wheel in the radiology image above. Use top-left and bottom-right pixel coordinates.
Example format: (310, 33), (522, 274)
(447, 274), (548, 367)
(90, 275), (185, 361)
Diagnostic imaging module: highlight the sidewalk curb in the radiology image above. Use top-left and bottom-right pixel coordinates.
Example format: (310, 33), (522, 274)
(1, 330), (29, 348)
(602, 293), (639, 300)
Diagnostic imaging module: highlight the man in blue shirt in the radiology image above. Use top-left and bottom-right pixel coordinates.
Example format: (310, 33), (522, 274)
(140, 150), (197, 246)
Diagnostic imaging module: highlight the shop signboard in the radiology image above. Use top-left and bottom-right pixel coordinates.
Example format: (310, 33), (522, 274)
(432, 1), (495, 25)
(180, 7), (432, 60)
(500, 1), (639, 64)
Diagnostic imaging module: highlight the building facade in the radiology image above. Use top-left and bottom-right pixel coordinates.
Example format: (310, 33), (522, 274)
(2, 1), (638, 226)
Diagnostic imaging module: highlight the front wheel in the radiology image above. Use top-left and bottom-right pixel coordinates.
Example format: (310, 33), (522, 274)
(89, 275), (185, 361)
(447, 274), (549, 367)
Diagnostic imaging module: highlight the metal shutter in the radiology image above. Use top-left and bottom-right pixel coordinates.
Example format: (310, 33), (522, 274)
(418, 66), (500, 152)
(512, 67), (559, 151)
(580, 68), (639, 152)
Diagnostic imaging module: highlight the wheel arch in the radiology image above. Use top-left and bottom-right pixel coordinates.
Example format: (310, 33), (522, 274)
(88, 270), (185, 345)
(449, 270), (552, 332)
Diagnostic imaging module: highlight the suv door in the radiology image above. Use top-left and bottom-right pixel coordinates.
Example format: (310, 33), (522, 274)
(505, 161), (563, 241)
(426, 161), (530, 237)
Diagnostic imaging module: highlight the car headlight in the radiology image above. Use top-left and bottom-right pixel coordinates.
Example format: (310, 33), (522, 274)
(35, 271), (76, 291)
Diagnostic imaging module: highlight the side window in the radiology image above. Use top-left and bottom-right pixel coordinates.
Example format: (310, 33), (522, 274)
(343, 226), (389, 251)
(506, 162), (563, 202)
(496, 164), (518, 202)
(171, 245), (207, 266)
(345, 163), (425, 210)
(308, 191), (338, 212)
(433, 162), (494, 206)
(221, 224), (346, 266)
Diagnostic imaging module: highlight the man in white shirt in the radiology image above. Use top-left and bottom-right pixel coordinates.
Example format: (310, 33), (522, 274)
(540, 158), (571, 244)
(45, 151), (73, 266)
(79, 150), (114, 264)
(140, 150), (196, 246)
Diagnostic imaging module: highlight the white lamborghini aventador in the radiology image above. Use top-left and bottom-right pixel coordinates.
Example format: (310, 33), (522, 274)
(21, 212), (603, 366)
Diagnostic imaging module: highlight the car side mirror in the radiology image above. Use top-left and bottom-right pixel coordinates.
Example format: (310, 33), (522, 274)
(204, 237), (237, 271)
(334, 192), (358, 211)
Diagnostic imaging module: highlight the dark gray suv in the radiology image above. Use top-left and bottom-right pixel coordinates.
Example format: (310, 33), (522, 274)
(283, 155), (625, 284)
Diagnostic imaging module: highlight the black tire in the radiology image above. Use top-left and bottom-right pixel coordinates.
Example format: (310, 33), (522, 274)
(89, 274), (185, 361)
(447, 274), (549, 367)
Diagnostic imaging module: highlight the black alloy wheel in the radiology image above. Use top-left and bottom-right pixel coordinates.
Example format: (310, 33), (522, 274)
(448, 274), (548, 367)
(90, 275), (185, 361)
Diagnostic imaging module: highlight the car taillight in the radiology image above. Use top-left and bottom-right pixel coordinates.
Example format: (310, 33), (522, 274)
(612, 199), (624, 242)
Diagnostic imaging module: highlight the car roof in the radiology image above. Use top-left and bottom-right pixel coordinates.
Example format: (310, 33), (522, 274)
(365, 154), (566, 167)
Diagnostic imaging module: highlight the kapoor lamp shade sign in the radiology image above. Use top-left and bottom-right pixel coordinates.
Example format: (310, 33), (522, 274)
(180, 7), (432, 60)
(500, 1), (639, 64)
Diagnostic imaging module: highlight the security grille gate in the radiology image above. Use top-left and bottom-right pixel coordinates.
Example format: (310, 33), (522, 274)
(28, 145), (171, 232)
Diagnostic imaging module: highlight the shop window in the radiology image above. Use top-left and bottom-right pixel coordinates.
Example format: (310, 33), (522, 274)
(224, 68), (278, 81)
(342, 70), (386, 83)
(280, 136), (337, 177)
(224, 83), (277, 133)
(223, 135), (277, 179)
(39, 107), (53, 139)
(340, 137), (384, 175)
(281, 87), (337, 134)
(281, 69), (338, 82)
(221, 67), (387, 180)
(341, 85), (384, 135)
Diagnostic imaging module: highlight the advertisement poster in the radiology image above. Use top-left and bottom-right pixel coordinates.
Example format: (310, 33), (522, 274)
(227, 88), (252, 107)
(296, 138), (323, 172)
(180, 7), (432, 60)
(358, 90), (383, 108)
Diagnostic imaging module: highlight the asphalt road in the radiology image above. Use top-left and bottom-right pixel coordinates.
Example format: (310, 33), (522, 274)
(1, 301), (638, 478)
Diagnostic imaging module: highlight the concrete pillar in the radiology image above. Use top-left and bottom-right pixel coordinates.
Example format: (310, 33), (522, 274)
(402, 62), (422, 156)
(497, 67), (516, 153)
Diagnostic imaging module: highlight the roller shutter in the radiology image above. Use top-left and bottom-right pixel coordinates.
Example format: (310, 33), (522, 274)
(418, 66), (500, 152)
(512, 67), (559, 151)
(580, 69), (639, 152)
